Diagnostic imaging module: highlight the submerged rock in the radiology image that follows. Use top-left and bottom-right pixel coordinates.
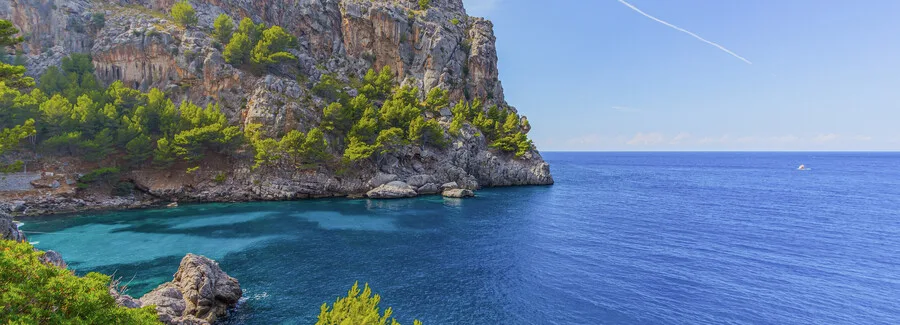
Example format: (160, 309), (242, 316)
(442, 188), (475, 198)
(367, 181), (418, 199)
(139, 254), (242, 325)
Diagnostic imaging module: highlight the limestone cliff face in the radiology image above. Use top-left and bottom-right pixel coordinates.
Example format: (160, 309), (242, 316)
(0, 0), (552, 206)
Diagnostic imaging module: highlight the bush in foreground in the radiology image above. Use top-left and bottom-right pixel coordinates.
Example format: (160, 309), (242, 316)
(0, 240), (160, 324)
(316, 282), (422, 325)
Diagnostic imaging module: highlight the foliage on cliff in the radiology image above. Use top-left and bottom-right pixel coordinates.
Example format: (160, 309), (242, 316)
(0, 240), (160, 324)
(223, 16), (296, 66)
(316, 282), (422, 325)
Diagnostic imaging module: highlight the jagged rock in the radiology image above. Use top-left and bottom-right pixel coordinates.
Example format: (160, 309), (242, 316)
(442, 188), (474, 198)
(139, 254), (242, 325)
(0, 211), (26, 242)
(417, 183), (441, 195)
(366, 181), (417, 199)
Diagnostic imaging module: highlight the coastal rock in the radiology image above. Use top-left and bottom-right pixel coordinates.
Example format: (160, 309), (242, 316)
(406, 174), (436, 188)
(442, 188), (475, 198)
(140, 254), (242, 325)
(441, 182), (459, 190)
(0, 0), (554, 215)
(417, 183), (441, 195)
(39, 250), (67, 268)
(367, 172), (399, 188)
(366, 181), (417, 199)
(0, 211), (26, 242)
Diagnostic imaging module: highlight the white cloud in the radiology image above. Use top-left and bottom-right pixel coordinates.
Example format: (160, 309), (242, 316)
(463, 0), (501, 17)
(549, 132), (886, 151)
(670, 132), (691, 144)
(812, 133), (839, 143)
(611, 106), (642, 113)
(626, 132), (666, 146)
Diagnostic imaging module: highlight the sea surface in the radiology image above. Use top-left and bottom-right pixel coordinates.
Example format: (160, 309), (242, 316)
(22, 152), (900, 324)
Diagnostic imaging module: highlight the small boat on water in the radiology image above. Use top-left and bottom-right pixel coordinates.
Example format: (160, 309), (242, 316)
(167, 202), (179, 208)
(798, 164), (809, 171)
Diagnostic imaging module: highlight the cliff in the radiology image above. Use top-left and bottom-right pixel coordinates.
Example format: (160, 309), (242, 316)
(0, 0), (552, 213)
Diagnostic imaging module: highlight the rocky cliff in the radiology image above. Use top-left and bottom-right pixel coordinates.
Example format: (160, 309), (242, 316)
(0, 0), (552, 212)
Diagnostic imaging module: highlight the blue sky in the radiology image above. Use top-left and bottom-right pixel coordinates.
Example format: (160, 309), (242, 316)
(462, 0), (900, 151)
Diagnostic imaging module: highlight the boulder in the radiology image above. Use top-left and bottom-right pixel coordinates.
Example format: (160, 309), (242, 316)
(417, 183), (441, 195)
(366, 181), (417, 199)
(406, 174), (435, 188)
(442, 189), (475, 198)
(441, 182), (459, 190)
(40, 250), (67, 268)
(367, 173), (398, 188)
(139, 254), (242, 325)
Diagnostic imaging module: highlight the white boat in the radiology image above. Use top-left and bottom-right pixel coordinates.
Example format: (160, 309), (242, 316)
(798, 164), (809, 170)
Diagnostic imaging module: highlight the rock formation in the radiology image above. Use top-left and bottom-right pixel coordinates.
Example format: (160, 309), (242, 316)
(0, 210), (26, 241)
(136, 254), (242, 325)
(0, 0), (553, 213)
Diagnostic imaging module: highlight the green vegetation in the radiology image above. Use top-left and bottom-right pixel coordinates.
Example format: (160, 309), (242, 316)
(0, 240), (160, 324)
(170, 0), (198, 27)
(213, 14), (235, 44)
(223, 32), (252, 64)
(418, 0), (430, 10)
(450, 18), (459, 25)
(316, 282), (422, 325)
(251, 26), (297, 64)
(224, 18), (296, 68)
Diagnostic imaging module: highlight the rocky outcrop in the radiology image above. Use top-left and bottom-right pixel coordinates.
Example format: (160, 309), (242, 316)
(139, 254), (242, 325)
(0, 0), (553, 212)
(442, 188), (474, 198)
(0, 210), (26, 241)
(366, 181), (417, 199)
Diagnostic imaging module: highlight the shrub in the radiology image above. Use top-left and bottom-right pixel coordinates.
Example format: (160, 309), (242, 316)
(316, 282), (422, 325)
(418, 0), (430, 10)
(0, 240), (160, 324)
(170, 0), (197, 27)
(450, 18), (459, 25)
(213, 172), (226, 183)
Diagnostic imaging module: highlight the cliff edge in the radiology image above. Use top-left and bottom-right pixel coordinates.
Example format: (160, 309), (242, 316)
(0, 0), (552, 214)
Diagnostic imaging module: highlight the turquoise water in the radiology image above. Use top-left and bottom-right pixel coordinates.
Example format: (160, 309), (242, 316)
(22, 152), (900, 324)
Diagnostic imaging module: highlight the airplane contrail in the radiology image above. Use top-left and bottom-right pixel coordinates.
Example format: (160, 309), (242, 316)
(617, 0), (752, 65)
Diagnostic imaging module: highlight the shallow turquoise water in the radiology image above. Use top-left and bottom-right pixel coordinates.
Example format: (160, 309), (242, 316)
(22, 152), (900, 324)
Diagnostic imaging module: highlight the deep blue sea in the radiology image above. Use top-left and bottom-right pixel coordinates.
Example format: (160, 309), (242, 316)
(22, 152), (900, 324)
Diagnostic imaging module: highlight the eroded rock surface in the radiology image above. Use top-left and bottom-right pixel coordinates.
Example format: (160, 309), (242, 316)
(139, 254), (242, 325)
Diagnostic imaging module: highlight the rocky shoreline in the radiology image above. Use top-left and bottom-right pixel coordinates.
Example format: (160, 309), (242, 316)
(2, 210), (244, 325)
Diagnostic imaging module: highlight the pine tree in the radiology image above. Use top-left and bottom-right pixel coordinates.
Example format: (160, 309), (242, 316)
(213, 14), (235, 44)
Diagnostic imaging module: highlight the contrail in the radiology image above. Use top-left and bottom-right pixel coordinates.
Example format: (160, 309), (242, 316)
(617, 0), (752, 64)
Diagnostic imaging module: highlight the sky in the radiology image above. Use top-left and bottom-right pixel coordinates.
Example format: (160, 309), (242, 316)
(461, 0), (900, 151)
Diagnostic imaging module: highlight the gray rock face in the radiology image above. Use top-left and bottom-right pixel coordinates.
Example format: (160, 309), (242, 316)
(366, 181), (417, 199)
(442, 188), (474, 198)
(417, 183), (441, 195)
(139, 254), (242, 325)
(0, 211), (26, 242)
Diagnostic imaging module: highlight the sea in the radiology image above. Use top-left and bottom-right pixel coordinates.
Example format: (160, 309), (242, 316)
(21, 152), (900, 324)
